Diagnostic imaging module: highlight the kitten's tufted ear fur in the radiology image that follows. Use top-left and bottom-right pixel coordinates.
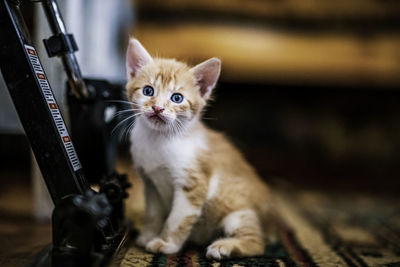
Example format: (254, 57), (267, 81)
(126, 38), (153, 80)
(191, 58), (221, 99)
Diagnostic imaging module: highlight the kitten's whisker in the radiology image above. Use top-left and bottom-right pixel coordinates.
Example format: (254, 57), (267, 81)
(122, 117), (137, 142)
(171, 118), (186, 138)
(108, 109), (138, 120)
(175, 117), (185, 130)
(112, 114), (135, 135)
(113, 111), (143, 121)
(113, 109), (141, 117)
(106, 100), (142, 110)
(111, 112), (144, 135)
(176, 123), (184, 137)
(174, 122), (182, 136)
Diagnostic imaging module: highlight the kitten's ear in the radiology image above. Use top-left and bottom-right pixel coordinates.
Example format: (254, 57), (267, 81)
(126, 38), (153, 80)
(191, 57), (221, 99)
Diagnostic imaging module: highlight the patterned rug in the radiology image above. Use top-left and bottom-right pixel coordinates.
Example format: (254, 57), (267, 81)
(120, 191), (400, 267)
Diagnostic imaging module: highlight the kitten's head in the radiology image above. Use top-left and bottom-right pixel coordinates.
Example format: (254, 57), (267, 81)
(125, 38), (220, 134)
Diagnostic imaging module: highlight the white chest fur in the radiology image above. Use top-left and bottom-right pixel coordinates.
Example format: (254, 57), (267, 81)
(130, 120), (206, 188)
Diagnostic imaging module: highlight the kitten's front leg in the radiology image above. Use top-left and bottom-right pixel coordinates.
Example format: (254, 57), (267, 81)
(136, 178), (165, 247)
(146, 182), (207, 254)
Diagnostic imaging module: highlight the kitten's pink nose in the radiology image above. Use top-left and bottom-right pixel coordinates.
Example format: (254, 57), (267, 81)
(152, 106), (164, 114)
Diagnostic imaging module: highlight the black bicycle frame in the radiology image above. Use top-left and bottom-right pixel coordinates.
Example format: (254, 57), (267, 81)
(0, 0), (88, 204)
(0, 1), (131, 266)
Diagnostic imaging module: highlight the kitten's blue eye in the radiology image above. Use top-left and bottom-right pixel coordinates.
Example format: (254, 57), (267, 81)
(143, 86), (154, 96)
(171, 93), (184, 103)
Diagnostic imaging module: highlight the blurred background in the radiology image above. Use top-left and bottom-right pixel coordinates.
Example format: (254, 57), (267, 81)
(130, 0), (400, 194)
(1, 0), (400, 207)
(1, 0), (400, 265)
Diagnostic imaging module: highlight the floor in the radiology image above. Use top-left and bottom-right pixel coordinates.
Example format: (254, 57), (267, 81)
(121, 189), (400, 267)
(1, 160), (400, 266)
(0, 169), (51, 267)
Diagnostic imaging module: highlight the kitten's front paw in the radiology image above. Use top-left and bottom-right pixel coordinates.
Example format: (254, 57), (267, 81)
(136, 231), (157, 248)
(206, 240), (233, 260)
(145, 237), (180, 254)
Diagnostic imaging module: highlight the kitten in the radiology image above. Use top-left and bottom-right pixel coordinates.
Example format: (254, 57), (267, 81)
(126, 38), (270, 259)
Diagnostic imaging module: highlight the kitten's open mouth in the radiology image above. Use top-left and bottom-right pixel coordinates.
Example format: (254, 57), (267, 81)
(148, 114), (166, 123)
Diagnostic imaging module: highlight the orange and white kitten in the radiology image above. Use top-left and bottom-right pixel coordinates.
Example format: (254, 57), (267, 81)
(126, 38), (270, 259)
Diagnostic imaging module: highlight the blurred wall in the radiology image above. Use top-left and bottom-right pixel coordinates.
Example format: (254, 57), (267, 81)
(63, 0), (133, 82)
(131, 0), (400, 192)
